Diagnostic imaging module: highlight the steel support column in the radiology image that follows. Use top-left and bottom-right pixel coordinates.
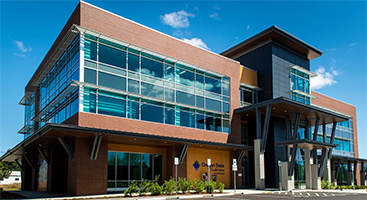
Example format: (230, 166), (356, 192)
(256, 107), (261, 139)
(288, 112), (300, 176)
(14, 159), (24, 172)
(335, 159), (341, 183)
(328, 122), (337, 159)
(313, 118), (320, 164)
(179, 144), (189, 164)
(58, 137), (74, 160)
(260, 104), (272, 153)
(90, 135), (103, 160)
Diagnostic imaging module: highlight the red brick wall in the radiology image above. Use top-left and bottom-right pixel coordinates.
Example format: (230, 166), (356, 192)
(311, 91), (360, 183)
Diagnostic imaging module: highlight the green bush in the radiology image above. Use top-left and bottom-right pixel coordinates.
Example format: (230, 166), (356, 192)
(162, 177), (176, 195)
(206, 181), (216, 194)
(321, 180), (331, 189)
(177, 177), (193, 194)
(149, 175), (163, 195)
(124, 180), (138, 196)
(192, 179), (205, 194)
(139, 179), (151, 195)
(217, 182), (225, 193)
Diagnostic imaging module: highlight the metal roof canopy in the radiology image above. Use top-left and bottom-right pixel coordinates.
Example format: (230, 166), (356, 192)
(234, 97), (350, 126)
(221, 25), (323, 60)
(0, 123), (252, 162)
(331, 155), (367, 163)
(276, 139), (337, 150)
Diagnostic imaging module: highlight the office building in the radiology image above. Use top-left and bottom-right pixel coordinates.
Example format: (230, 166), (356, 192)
(1, 1), (365, 195)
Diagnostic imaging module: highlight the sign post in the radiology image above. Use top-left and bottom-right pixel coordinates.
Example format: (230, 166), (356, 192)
(278, 160), (282, 191)
(174, 157), (179, 192)
(232, 159), (237, 194)
(352, 164), (355, 190)
(207, 158), (211, 193)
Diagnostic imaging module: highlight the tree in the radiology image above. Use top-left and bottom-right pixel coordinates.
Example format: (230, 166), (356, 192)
(0, 161), (20, 180)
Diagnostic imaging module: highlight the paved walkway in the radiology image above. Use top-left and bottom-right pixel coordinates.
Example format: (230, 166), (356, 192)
(9, 189), (367, 199)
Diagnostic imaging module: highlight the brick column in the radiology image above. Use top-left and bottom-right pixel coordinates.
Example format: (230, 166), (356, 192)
(67, 137), (108, 196)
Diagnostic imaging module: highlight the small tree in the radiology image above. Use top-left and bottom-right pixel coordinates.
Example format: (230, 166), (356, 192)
(0, 161), (20, 180)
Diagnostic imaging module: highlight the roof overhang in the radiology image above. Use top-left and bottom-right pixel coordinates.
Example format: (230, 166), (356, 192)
(235, 97), (350, 126)
(1, 123), (253, 162)
(331, 155), (367, 163)
(276, 139), (337, 150)
(221, 26), (323, 60)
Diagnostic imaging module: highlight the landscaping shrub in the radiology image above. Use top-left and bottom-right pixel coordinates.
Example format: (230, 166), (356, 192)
(206, 181), (216, 194)
(149, 175), (163, 195)
(138, 179), (151, 195)
(162, 177), (176, 195)
(177, 177), (193, 194)
(217, 182), (225, 193)
(124, 180), (138, 196)
(193, 179), (205, 193)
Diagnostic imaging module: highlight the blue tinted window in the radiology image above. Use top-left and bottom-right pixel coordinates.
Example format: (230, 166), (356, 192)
(222, 82), (229, 96)
(196, 96), (204, 108)
(175, 68), (195, 87)
(98, 72), (126, 91)
(291, 74), (296, 90)
(205, 77), (221, 94)
(165, 88), (175, 102)
(196, 74), (204, 90)
(99, 44), (126, 69)
(128, 79), (139, 94)
(127, 99), (139, 119)
(196, 113), (205, 129)
(205, 98), (221, 112)
(305, 80), (310, 93)
(98, 95), (126, 117)
(164, 107), (175, 125)
(222, 102), (230, 113)
(83, 91), (96, 113)
(176, 91), (195, 106)
(297, 76), (304, 91)
(141, 82), (164, 99)
(176, 110), (195, 128)
(84, 68), (96, 84)
(128, 53), (139, 72)
(165, 64), (174, 82)
(84, 40), (97, 61)
(223, 119), (230, 133)
(141, 57), (163, 78)
(141, 103), (163, 123)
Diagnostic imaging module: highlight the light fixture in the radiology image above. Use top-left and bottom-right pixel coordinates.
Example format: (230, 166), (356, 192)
(284, 110), (287, 113)
(164, 141), (167, 144)
(134, 138), (137, 141)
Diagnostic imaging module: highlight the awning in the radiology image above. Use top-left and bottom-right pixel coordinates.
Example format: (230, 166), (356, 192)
(0, 123), (253, 162)
(235, 97), (350, 126)
(276, 139), (337, 150)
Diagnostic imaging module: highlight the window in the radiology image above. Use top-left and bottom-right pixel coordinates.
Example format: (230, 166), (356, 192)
(240, 86), (258, 107)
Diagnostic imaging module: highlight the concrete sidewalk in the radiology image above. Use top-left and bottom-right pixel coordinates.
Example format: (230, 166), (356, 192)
(9, 188), (367, 199)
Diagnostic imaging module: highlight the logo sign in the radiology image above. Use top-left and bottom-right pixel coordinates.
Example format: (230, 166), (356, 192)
(193, 160), (200, 170)
(233, 159), (237, 165)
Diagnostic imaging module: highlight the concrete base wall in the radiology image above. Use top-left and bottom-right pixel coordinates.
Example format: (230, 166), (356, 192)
(311, 164), (321, 190)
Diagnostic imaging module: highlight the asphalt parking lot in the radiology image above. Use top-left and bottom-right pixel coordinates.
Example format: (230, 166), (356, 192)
(191, 191), (367, 200)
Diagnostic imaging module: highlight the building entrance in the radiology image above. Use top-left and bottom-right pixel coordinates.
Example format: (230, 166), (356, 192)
(107, 151), (163, 191)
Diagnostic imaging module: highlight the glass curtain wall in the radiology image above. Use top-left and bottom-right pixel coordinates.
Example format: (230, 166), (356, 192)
(37, 35), (80, 127)
(24, 93), (35, 138)
(311, 119), (354, 157)
(107, 151), (163, 191)
(82, 33), (230, 133)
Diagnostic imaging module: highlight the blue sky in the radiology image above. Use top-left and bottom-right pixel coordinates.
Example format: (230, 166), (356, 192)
(0, 1), (366, 158)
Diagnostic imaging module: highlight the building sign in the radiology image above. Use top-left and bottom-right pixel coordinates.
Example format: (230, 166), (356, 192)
(192, 160), (225, 175)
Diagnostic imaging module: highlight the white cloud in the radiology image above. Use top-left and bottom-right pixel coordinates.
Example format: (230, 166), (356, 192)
(311, 66), (341, 89)
(209, 13), (220, 20)
(349, 42), (357, 47)
(214, 5), (221, 10)
(14, 40), (32, 53)
(246, 25), (250, 30)
(160, 10), (195, 29)
(193, 6), (199, 11)
(14, 53), (26, 57)
(182, 38), (210, 50)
